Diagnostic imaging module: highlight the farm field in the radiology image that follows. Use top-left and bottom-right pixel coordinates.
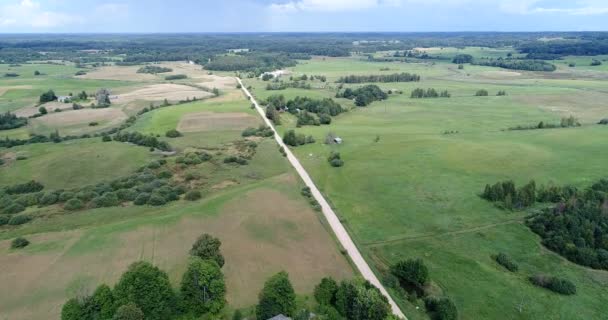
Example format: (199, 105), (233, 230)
(0, 63), (353, 319)
(244, 52), (608, 319)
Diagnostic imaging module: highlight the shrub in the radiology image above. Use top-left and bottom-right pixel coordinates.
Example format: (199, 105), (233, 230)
(190, 233), (224, 267)
(599, 118), (608, 125)
(529, 275), (576, 295)
(147, 193), (167, 206)
(164, 74), (187, 80)
(11, 237), (30, 249)
(391, 258), (429, 289)
(6, 180), (44, 194)
(494, 252), (518, 272)
(3, 202), (25, 214)
(165, 129), (182, 138)
(424, 297), (458, 320)
(134, 193), (150, 205)
(328, 152), (344, 167)
(8, 215), (32, 225)
(102, 135), (112, 142)
(475, 89), (489, 96)
(184, 190), (202, 201)
(92, 192), (119, 207)
(39, 192), (59, 206)
(64, 198), (84, 211)
(59, 191), (75, 202)
(0, 216), (9, 225)
(88, 122), (98, 126)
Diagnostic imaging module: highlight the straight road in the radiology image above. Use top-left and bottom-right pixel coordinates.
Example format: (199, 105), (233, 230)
(237, 78), (406, 319)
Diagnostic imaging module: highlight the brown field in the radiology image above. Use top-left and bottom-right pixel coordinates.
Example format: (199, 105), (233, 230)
(76, 65), (158, 81)
(177, 111), (260, 132)
(0, 182), (353, 320)
(113, 84), (214, 104)
(28, 108), (128, 135)
(15, 101), (76, 117)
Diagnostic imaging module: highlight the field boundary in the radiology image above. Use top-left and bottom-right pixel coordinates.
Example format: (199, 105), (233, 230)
(237, 77), (407, 319)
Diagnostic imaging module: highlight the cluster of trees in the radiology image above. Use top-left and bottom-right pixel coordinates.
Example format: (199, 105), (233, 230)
(313, 277), (391, 320)
(508, 116), (581, 131)
(266, 81), (311, 90)
(497, 90), (507, 96)
(136, 65), (173, 74)
(527, 178), (608, 270)
(61, 233), (226, 320)
(286, 96), (345, 117)
(472, 59), (557, 72)
(282, 130), (315, 147)
(300, 187), (321, 211)
(475, 89), (488, 96)
(336, 73), (421, 83)
(337, 85), (388, 106)
(452, 54), (474, 64)
(111, 131), (172, 151)
(242, 125), (274, 138)
(518, 39), (608, 57)
(205, 53), (296, 73)
(481, 180), (537, 210)
(290, 74), (326, 82)
(410, 88), (450, 98)
(175, 151), (212, 165)
(591, 59), (603, 66)
(387, 258), (457, 320)
(0, 112), (27, 130)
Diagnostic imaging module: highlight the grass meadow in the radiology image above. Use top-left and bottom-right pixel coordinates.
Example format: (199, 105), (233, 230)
(244, 54), (608, 319)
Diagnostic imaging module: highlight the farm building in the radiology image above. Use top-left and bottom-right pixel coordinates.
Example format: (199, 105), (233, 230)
(268, 315), (291, 320)
(57, 96), (71, 103)
(334, 137), (343, 144)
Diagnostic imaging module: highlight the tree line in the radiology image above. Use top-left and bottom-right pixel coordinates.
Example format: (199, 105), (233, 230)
(472, 58), (556, 72)
(336, 73), (421, 83)
(410, 88), (450, 98)
(0, 112), (27, 130)
(508, 116), (581, 131)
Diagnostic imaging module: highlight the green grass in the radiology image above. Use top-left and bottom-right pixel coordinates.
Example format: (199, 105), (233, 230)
(0, 138), (156, 189)
(245, 54), (608, 319)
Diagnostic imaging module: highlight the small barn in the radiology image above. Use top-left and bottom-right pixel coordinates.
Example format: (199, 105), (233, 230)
(333, 137), (343, 144)
(268, 315), (292, 320)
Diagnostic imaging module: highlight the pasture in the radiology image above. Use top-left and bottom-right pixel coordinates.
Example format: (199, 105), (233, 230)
(0, 65), (353, 320)
(244, 54), (608, 319)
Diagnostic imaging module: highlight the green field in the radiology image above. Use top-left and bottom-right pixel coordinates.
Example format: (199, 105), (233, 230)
(245, 54), (608, 319)
(0, 71), (353, 320)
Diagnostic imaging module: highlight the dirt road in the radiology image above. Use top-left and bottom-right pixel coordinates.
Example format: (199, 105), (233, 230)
(237, 78), (406, 319)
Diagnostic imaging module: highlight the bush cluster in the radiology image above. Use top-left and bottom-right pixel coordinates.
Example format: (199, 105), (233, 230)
(529, 275), (576, 295)
(410, 88), (450, 98)
(112, 131), (172, 151)
(282, 130), (315, 147)
(137, 65), (172, 74)
(242, 125), (274, 137)
(327, 151), (344, 167)
(494, 252), (519, 272)
(176, 151), (212, 165)
(481, 180), (536, 209)
(508, 115), (581, 131)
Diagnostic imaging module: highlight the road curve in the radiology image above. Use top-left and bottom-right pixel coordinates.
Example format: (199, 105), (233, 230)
(237, 78), (406, 319)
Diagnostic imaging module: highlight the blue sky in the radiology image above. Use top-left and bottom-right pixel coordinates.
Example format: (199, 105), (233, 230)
(0, 0), (607, 33)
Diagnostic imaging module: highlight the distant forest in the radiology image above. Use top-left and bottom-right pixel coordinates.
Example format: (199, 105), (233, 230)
(1, 32), (608, 71)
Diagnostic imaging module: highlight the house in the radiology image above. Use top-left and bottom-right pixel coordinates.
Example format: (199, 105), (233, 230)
(57, 96), (71, 103)
(334, 137), (343, 144)
(268, 315), (292, 320)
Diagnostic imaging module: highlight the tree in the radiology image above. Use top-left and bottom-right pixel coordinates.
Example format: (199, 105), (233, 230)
(314, 277), (338, 306)
(113, 303), (144, 320)
(61, 298), (84, 320)
(96, 88), (112, 106)
(165, 129), (182, 138)
(334, 279), (390, 320)
(425, 297), (458, 320)
(112, 261), (176, 320)
(256, 271), (296, 320)
(38, 106), (48, 115)
(190, 233), (225, 267)
(90, 284), (115, 319)
(390, 258), (429, 289)
(11, 237), (30, 249)
(180, 257), (226, 315)
(283, 130), (298, 147)
(39, 90), (57, 103)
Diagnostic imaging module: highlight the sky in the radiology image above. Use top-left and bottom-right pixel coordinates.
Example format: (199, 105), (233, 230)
(0, 0), (607, 33)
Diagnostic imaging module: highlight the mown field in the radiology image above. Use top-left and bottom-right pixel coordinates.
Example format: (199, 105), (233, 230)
(244, 51), (608, 319)
(0, 65), (353, 319)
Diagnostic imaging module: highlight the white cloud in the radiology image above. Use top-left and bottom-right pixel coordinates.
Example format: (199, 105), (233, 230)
(269, 0), (401, 12)
(0, 0), (83, 28)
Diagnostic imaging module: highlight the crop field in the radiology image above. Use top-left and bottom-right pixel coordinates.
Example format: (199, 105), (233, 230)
(0, 61), (353, 320)
(244, 53), (608, 319)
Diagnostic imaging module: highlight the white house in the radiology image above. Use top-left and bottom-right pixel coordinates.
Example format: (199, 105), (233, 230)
(57, 96), (71, 103)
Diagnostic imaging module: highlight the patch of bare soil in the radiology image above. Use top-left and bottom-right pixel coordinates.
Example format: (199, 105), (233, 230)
(177, 112), (260, 132)
(76, 65), (157, 81)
